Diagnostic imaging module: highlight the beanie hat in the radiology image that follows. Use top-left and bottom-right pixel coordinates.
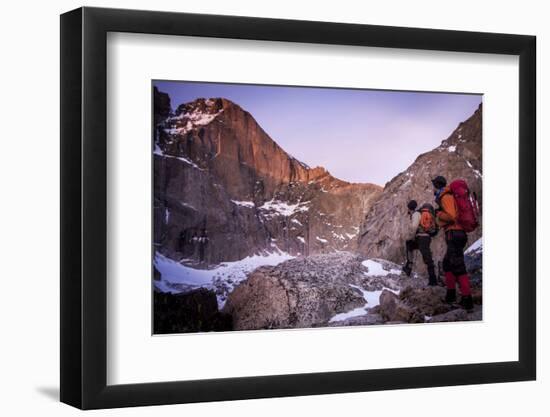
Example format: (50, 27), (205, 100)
(431, 175), (447, 189)
(407, 200), (418, 211)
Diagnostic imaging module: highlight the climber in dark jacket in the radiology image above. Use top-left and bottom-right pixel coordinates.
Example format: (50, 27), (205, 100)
(402, 200), (438, 286)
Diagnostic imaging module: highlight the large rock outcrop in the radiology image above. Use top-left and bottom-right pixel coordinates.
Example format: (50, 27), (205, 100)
(223, 252), (368, 330)
(357, 104), (482, 265)
(153, 93), (381, 265)
(377, 285), (481, 324)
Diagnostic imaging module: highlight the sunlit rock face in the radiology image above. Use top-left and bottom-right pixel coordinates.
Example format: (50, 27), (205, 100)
(153, 90), (381, 265)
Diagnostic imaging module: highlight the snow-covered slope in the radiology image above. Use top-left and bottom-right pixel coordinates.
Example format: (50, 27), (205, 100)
(154, 250), (294, 307)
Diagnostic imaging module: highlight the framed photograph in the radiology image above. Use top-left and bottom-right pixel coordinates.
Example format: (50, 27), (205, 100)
(60, 6), (536, 409)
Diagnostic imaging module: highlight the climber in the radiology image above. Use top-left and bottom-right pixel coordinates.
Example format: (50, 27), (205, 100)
(402, 199), (438, 286)
(432, 175), (477, 312)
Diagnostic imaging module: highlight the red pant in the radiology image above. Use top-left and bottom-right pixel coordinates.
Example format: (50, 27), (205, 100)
(445, 272), (471, 296)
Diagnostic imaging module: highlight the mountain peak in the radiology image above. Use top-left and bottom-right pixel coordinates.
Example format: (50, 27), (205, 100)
(174, 97), (242, 117)
(163, 98), (226, 137)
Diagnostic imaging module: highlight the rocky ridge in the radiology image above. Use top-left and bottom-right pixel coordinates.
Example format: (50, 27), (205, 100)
(357, 104), (482, 266)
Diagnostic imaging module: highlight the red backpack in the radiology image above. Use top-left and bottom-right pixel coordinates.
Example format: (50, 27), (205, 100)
(449, 179), (480, 232)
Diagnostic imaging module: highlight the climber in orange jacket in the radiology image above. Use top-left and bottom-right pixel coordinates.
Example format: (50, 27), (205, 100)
(432, 175), (473, 311)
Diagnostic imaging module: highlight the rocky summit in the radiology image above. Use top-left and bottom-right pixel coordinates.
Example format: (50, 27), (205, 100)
(153, 88), (381, 265)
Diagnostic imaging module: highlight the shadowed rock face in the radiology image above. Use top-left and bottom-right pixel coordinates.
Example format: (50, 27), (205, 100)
(357, 104), (482, 266)
(153, 92), (382, 265)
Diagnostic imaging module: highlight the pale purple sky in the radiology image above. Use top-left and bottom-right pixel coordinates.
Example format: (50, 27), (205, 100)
(154, 80), (482, 186)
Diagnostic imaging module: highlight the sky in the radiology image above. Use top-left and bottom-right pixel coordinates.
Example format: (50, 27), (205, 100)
(153, 80), (482, 186)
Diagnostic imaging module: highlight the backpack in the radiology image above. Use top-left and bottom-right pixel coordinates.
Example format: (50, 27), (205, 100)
(418, 203), (438, 237)
(449, 179), (479, 232)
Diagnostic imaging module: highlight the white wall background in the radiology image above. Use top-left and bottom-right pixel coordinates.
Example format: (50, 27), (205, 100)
(0, 0), (545, 415)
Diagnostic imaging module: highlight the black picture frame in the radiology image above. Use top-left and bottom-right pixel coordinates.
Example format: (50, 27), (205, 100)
(60, 6), (536, 410)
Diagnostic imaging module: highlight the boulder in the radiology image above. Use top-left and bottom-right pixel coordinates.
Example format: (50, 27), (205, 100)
(399, 286), (451, 316)
(154, 288), (232, 334)
(467, 307), (483, 321)
(378, 289), (422, 323)
(429, 309), (469, 323)
(465, 245), (483, 287)
(471, 288), (483, 305)
(378, 285), (462, 323)
(223, 252), (369, 330)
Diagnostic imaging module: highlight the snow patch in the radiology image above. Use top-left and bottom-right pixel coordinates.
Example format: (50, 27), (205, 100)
(465, 237), (482, 254)
(231, 200), (255, 208)
(465, 160), (482, 178)
(316, 236), (328, 244)
(329, 284), (399, 323)
(297, 236), (306, 244)
(448, 145), (457, 152)
(154, 148), (203, 170)
(175, 155), (202, 169)
(291, 218), (303, 226)
(154, 251), (294, 307)
(180, 201), (197, 211)
(362, 259), (401, 277)
(153, 143), (164, 156)
(329, 305), (368, 323)
(165, 107), (223, 136)
(259, 199), (310, 217)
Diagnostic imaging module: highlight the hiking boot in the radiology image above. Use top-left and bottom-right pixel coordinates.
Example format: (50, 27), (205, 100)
(445, 289), (457, 303)
(402, 262), (412, 277)
(459, 295), (474, 312)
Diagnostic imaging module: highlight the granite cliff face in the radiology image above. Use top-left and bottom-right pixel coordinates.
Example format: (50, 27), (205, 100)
(357, 104), (482, 265)
(153, 88), (382, 265)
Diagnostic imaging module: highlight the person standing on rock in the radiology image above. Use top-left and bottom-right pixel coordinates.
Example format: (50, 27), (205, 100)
(432, 175), (474, 311)
(402, 200), (438, 286)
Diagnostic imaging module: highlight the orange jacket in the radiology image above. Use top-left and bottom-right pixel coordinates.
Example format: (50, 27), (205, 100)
(436, 187), (463, 231)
